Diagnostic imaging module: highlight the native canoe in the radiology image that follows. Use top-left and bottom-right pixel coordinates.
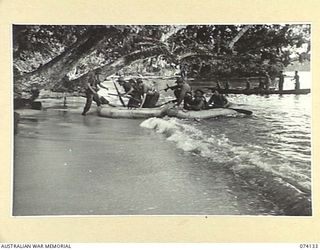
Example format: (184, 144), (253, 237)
(210, 88), (310, 95)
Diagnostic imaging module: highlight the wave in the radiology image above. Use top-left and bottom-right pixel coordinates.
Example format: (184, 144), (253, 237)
(140, 117), (312, 215)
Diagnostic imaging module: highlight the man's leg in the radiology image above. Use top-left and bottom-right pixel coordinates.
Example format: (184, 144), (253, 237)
(82, 93), (93, 115)
(93, 93), (102, 112)
(173, 89), (180, 99)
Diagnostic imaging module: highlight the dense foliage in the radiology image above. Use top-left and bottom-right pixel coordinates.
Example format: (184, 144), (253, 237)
(13, 24), (310, 97)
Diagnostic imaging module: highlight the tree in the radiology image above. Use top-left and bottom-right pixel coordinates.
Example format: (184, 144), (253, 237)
(13, 24), (310, 99)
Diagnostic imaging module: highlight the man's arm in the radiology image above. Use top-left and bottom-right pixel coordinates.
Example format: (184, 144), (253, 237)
(140, 93), (146, 108)
(98, 82), (109, 90)
(86, 82), (97, 95)
(164, 84), (178, 92)
(121, 82), (134, 96)
(138, 84), (149, 108)
(122, 86), (134, 96)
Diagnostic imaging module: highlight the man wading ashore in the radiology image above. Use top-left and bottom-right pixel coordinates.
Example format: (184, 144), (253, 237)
(82, 69), (109, 116)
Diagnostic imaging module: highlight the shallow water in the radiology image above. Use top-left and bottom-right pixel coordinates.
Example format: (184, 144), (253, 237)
(141, 93), (311, 215)
(13, 73), (312, 216)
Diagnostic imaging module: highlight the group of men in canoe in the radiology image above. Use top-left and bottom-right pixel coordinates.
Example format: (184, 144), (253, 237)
(242, 71), (300, 92)
(81, 68), (229, 115)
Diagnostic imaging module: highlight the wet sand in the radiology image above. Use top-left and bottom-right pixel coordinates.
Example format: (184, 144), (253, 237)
(13, 104), (281, 216)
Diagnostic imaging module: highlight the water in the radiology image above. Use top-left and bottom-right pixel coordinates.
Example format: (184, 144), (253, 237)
(13, 72), (312, 216)
(141, 93), (311, 215)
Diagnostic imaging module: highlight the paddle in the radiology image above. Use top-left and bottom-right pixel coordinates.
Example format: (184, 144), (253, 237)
(226, 108), (252, 115)
(112, 80), (126, 107)
(207, 105), (252, 115)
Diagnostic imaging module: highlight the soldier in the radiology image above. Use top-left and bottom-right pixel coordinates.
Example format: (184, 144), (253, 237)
(82, 69), (109, 116)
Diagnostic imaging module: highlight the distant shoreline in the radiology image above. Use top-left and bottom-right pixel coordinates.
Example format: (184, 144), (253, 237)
(285, 61), (310, 71)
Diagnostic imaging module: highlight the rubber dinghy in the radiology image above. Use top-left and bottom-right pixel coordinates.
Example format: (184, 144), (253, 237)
(98, 105), (168, 119)
(98, 104), (243, 119)
(165, 107), (237, 119)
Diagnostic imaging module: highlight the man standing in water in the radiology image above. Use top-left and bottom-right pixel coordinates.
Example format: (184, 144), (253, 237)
(278, 70), (285, 91)
(82, 68), (109, 116)
(292, 71), (300, 90)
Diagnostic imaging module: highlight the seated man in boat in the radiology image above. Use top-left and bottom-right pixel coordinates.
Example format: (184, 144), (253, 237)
(135, 78), (160, 108)
(216, 81), (222, 90)
(207, 90), (230, 108)
(172, 77), (193, 109)
(82, 68), (109, 116)
(118, 77), (141, 108)
(257, 77), (265, 90)
(184, 89), (207, 111)
(278, 71), (285, 91)
(245, 78), (251, 90)
(264, 71), (271, 90)
(225, 80), (230, 90)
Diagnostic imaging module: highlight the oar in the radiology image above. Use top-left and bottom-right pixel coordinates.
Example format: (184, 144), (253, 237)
(226, 108), (252, 115)
(112, 80), (126, 107)
(206, 105), (252, 115)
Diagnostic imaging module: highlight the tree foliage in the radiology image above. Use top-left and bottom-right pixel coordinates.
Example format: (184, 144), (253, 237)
(13, 24), (310, 98)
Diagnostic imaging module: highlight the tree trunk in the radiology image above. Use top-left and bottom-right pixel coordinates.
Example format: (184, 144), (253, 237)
(67, 46), (170, 89)
(14, 27), (116, 99)
(228, 25), (252, 50)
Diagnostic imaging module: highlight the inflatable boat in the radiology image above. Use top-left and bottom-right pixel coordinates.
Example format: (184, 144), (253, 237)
(98, 105), (167, 119)
(98, 104), (245, 119)
(165, 107), (237, 119)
